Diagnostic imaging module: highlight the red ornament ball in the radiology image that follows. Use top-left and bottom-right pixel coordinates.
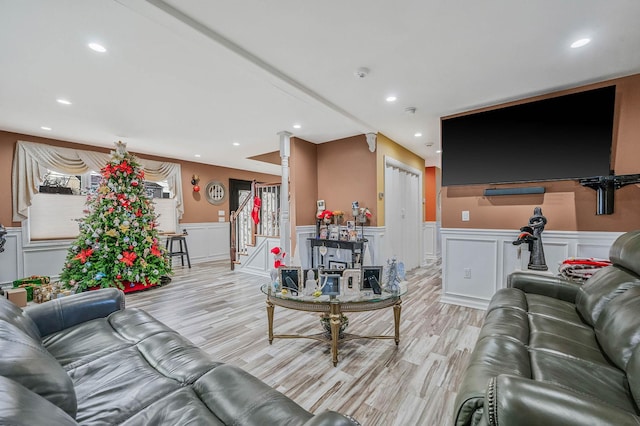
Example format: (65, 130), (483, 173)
(116, 274), (122, 279)
(131, 181), (139, 187)
(193, 185), (200, 192)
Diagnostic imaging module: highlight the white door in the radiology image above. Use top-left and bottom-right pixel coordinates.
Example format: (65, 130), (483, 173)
(384, 157), (422, 271)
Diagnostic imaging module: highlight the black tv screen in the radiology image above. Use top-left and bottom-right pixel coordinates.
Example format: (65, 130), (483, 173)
(441, 85), (615, 186)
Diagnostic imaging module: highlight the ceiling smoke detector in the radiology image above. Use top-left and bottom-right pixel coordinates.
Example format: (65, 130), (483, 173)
(354, 67), (370, 78)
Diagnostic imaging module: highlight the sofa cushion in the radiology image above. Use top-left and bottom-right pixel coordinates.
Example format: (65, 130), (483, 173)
(43, 317), (132, 369)
(68, 345), (184, 425)
(0, 319), (77, 418)
(529, 349), (635, 413)
(595, 286), (640, 371)
(526, 293), (583, 325)
(575, 266), (640, 326)
(120, 387), (225, 426)
(193, 364), (315, 426)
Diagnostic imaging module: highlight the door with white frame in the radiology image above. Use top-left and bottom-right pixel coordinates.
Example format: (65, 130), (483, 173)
(384, 156), (422, 271)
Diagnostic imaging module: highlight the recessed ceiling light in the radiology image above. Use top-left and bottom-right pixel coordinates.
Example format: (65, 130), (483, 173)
(41, 126), (52, 131)
(571, 38), (591, 48)
(386, 96), (397, 102)
(293, 124), (302, 129)
(56, 98), (72, 105)
(232, 142), (240, 146)
(194, 154), (201, 158)
(414, 132), (422, 137)
(88, 42), (107, 53)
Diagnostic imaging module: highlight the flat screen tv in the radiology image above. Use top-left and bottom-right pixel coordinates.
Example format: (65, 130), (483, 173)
(441, 85), (616, 186)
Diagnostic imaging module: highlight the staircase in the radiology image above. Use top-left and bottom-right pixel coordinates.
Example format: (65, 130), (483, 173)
(230, 181), (281, 276)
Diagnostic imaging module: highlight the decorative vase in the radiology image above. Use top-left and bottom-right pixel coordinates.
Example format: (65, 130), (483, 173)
(320, 314), (349, 339)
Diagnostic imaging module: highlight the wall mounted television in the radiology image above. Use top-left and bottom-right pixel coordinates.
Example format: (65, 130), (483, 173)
(441, 85), (616, 186)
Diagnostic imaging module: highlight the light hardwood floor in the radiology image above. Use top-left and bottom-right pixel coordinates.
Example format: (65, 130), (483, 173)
(126, 260), (485, 425)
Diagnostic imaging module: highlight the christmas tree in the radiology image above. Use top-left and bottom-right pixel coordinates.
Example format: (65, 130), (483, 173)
(60, 142), (172, 293)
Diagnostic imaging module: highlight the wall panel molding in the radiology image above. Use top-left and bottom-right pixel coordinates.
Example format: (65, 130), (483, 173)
(441, 228), (623, 309)
(1, 223), (229, 286)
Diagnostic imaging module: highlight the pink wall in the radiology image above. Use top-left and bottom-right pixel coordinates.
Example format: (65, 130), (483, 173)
(442, 73), (640, 232)
(316, 135), (378, 226)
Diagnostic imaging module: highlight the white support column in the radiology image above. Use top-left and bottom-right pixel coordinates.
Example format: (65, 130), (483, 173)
(278, 131), (292, 265)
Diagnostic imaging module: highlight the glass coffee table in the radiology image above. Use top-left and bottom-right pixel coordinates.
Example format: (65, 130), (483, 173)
(261, 283), (407, 366)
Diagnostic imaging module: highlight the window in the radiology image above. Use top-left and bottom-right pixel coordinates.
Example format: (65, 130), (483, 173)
(14, 141), (185, 240)
(28, 170), (177, 241)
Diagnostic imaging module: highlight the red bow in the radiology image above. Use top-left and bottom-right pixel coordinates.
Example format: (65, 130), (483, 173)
(101, 164), (114, 179)
(150, 244), (162, 257)
(120, 251), (137, 266)
(74, 248), (93, 264)
(117, 160), (133, 175)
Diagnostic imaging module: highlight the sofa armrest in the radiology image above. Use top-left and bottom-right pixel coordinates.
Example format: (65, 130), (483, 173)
(481, 375), (640, 426)
(0, 376), (79, 426)
(302, 411), (360, 426)
(25, 288), (125, 337)
(507, 271), (581, 302)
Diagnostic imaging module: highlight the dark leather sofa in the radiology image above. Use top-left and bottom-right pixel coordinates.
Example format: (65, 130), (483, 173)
(0, 288), (359, 425)
(453, 229), (640, 426)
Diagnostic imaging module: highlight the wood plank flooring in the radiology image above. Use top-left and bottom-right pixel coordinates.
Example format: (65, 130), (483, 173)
(125, 260), (485, 425)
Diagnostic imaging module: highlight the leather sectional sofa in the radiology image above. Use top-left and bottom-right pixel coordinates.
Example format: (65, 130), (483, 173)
(0, 287), (358, 425)
(454, 229), (640, 426)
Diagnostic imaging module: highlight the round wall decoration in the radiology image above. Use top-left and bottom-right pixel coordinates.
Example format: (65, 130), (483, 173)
(204, 180), (227, 205)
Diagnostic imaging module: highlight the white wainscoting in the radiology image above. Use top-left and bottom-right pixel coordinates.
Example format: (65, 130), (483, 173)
(440, 228), (623, 310)
(422, 221), (441, 264)
(295, 225), (421, 270)
(0, 227), (23, 285)
(0, 223), (229, 286)
(178, 222), (230, 265)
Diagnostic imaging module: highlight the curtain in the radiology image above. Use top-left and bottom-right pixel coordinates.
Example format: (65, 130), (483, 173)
(12, 141), (184, 221)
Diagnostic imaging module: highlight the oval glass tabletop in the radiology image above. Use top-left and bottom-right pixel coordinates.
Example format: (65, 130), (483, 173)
(261, 281), (407, 304)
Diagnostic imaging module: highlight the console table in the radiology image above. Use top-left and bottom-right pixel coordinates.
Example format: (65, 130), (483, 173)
(307, 238), (367, 269)
(261, 283), (405, 366)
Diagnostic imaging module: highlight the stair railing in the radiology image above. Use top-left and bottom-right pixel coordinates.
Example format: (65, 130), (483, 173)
(230, 181), (281, 270)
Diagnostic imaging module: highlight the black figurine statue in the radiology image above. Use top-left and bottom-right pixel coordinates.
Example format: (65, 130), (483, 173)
(512, 207), (548, 271)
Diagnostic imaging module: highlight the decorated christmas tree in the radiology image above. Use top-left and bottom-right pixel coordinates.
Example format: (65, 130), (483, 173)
(60, 142), (172, 293)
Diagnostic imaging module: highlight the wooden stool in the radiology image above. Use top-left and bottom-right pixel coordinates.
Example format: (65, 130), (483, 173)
(165, 234), (191, 268)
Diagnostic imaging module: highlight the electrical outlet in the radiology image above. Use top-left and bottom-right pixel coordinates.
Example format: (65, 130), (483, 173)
(464, 268), (471, 279)
(462, 211), (470, 221)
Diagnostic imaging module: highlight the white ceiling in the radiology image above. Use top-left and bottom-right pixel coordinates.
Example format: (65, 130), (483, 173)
(1, 0), (640, 175)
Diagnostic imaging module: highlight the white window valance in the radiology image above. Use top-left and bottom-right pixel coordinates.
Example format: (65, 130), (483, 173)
(12, 140), (184, 222)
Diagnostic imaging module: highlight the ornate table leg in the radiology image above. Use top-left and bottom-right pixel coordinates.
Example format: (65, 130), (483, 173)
(330, 303), (341, 366)
(393, 300), (402, 345)
(266, 300), (274, 344)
